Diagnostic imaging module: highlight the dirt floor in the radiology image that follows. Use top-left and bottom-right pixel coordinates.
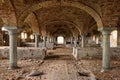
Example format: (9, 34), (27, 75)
(0, 46), (120, 80)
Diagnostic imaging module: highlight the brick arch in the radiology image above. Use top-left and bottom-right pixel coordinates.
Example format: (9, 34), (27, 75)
(24, 12), (40, 33)
(0, 17), (3, 27)
(0, 0), (17, 26)
(43, 20), (81, 37)
(18, 1), (103, 28)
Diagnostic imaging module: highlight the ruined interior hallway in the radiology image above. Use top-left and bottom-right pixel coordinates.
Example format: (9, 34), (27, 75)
(0, 46), (120, 80)
(0, 46), (96, 80)
(42, 45), (78, 80)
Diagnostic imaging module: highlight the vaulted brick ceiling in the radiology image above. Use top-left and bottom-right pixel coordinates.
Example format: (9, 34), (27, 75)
(34, 6), (94, 36)
(22, 1), (96, 36)
(0, 0), (120, 37)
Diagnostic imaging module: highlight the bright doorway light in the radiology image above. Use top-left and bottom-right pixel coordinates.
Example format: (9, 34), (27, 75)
(110, 30), (117, 47)
(57, 36), (64, 44)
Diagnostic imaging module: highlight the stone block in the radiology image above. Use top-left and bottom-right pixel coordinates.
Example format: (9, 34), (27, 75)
(74, 47), (120, 59)
(0, 47), (45, 60)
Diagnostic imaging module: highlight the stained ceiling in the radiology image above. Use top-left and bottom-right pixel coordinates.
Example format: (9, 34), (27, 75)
(0, 0), (120, 37)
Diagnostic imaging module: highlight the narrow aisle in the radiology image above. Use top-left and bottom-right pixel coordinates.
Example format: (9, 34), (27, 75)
(39, 47), (78, 80)
(67, 60), (78, 80)
(50, 60), (69, 80)
(40, 59), (78, 80)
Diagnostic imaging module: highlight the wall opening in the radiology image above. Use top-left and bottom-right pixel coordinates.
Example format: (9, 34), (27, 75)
(110, 30), (117, 47)
(57, 36), (64, 44)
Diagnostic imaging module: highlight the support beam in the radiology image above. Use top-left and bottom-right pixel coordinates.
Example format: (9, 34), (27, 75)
(43, 36), (47, 48)
(81, 35), (85, 48)
(99, 27), (116, 71)
(74, 37), (77, 47)
(2, 26), (19, 69)
(70, 37), (73, 44)
(34, 33), (40, 47)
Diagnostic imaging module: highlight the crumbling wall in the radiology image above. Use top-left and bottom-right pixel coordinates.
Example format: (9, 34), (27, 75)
(73, 47), (120, 60)
(0, 47), (45, 60)
(22, 42), (54, 49)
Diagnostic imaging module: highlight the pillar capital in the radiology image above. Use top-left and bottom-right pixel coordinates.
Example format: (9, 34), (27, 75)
(2, 26), (18, 34)
(98, 27), (117, 35)
(81, 33), (86, 36)
(2, 26), (17, 31)
(33, 32), (40, 35)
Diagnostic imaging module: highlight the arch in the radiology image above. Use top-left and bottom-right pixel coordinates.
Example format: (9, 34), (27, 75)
(24, 12), (40, 33)
(43, 20), (81, 36)
(0, 0), (17, 26)
(0, 17), (3, 27)
(22, 22), (33, 32)
(18, 1), (103, 28)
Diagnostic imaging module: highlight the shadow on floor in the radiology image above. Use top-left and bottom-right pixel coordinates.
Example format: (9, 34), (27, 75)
(44, 55), (75, 60)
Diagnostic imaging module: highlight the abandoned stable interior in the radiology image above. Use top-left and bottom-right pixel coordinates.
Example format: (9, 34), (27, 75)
(0, 0), (120, 80)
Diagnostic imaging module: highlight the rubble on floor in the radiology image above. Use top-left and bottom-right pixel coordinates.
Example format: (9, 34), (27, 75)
(0, 47), (120, 80)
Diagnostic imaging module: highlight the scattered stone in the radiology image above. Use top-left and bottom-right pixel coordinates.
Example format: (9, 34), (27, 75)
(26, 70), (42, 77)
(78, 72), (97, 80)
(78, 69), (97, 80)
(16, 75), (23, 80)
(21, 69), (27, 74)
(78, 72), (88, 77)
(89, 57), (92, 59)
(28, 59), (32, 62)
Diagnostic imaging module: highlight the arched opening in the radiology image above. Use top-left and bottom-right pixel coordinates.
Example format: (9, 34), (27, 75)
(110, 30), (118, 47)
(18, 1), (103, 28)
(17, 0), (103, 61)
(57, 36), (64, 44)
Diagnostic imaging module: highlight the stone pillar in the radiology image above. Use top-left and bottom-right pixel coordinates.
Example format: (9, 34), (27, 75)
(74, 37), (77, 47)
(102, 30), (111, 70)
(34, 33), (40, 47)
(43, 36), (47, 48)
(71, 37), (73, 44)
(47, 36), (50, 43)
(2, 27), (18, 69)
(50, 37), (52, 43)
(99, 27), (116, 71)
(51, 37), (54, 43)
(42, 36), (47, 56)
(9, 30), (18, 69)
(81, 35), (85, 48)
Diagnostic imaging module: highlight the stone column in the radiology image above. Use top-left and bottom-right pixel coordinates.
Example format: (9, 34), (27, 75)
(42, 36), (47, 56)
(81, 35), (85, 48)
(2, 27), (18, 69)
(47, 36), (50, 43)
(74, 37), (77, 47)
(51, 37), (53, 43)
(34, 33), (40, 47)
(102, 30), (111, 70)
(9, 30), (18, 69)
(71, 37), (73, 44)
(99, 27), (116, 71)
(43, 36), (47, 48)
(49, 36), (52, 43)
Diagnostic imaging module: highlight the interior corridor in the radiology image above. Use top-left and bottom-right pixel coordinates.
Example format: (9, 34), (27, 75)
(0, 46), (120, 80)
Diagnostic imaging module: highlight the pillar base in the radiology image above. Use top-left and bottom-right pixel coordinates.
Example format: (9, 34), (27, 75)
(42, 47), (47, 50)
(42, 47), (47, 56)
(101, 68), (111, 72)
(8, 66), (21, 70)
